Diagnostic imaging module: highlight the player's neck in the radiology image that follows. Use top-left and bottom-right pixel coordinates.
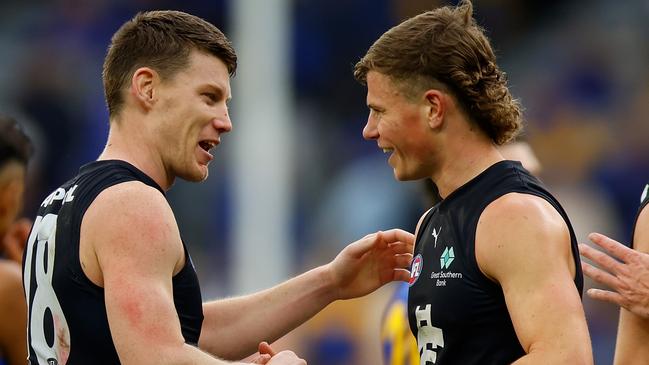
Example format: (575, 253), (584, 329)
(98, 119), (173, 191)
(433, 131), (503, 199)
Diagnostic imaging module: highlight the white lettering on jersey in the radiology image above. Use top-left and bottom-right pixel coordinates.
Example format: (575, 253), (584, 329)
(40, 185), (77, 208)
(432, 227), (442, 248)
(23, 214), (70, 364)
(415, 304), (444, 365)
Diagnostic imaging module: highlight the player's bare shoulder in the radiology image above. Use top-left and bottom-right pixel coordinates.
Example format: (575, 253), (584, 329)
(478, 192), (569, 241)
(86, 181), (174, 221)
(483, 192), (567, 225)
(476, 193), (572, 281)
(80, 181), (184, 286)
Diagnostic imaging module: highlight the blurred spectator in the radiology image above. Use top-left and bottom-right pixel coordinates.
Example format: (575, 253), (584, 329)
(0, 115), (32, 365)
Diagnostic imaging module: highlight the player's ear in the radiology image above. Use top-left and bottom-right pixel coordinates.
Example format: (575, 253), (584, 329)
(424, 89), (445, 129)
(130, 67), (159, 111)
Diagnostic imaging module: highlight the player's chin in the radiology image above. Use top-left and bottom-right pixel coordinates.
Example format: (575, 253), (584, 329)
(182, 164), (209, 182)
(391, 160), (412, 181)
(393, 170), (408, 181)
(393, 168), (417, 182)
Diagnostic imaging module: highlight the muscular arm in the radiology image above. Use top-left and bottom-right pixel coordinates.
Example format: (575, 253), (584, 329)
(85, 182), (236, 365)
(198, 229), (414, 359)
(0, 260), (27, 365)
(476, 193), (592, 364)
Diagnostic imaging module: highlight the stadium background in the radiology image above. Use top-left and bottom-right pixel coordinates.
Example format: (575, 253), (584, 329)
(1, 0), (648, 363)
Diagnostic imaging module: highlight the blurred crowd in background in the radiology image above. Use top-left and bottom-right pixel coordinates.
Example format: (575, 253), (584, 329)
(1, 0), (648, 363)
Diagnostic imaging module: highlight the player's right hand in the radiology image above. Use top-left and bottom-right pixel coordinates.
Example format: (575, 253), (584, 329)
(265, 351), (306, 365)
(258, 341), (306, 365)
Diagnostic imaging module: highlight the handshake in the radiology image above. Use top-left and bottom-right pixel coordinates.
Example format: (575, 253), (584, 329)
(244, 342), (306, 365)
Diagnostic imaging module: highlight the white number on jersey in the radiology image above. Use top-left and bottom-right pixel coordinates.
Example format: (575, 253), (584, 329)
(23, 214), (70, 364)
(415, 304), (444, 365)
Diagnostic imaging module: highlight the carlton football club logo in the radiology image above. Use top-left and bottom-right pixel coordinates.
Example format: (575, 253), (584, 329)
(409, 254), (424, 286)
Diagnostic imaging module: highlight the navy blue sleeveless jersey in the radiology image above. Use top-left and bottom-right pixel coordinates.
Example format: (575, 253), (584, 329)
(631, 184), (649, 248)
(23, 160), (204, 365)
(407, 160), (583, 365)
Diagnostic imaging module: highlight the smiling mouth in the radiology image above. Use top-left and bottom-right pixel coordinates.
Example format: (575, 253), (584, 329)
(199, 140), (217, 152)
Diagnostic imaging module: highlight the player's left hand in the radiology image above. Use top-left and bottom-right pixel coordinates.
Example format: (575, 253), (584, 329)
(579, 232), (649, 318)
(249, 354), (272, 364)
(325, 229), (414, 300)
(238, 342), (274, 364)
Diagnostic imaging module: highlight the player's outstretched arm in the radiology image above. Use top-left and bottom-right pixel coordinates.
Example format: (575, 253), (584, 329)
(580, 205), (649, 365)
(476, 193), (593, 365)
(199, 229), (414, 359)
(326, 228), (415, 299)
(89, 182), (304, 365)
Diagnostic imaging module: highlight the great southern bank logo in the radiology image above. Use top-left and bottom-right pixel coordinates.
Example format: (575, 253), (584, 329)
(409, 254), (424, 286)
(432, 246), (461, 287)
(440, 246), (455, 269)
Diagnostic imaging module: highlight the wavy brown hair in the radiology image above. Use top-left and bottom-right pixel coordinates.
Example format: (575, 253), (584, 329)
(103, 10), (237, 118)
(354, 0), (521, 145)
